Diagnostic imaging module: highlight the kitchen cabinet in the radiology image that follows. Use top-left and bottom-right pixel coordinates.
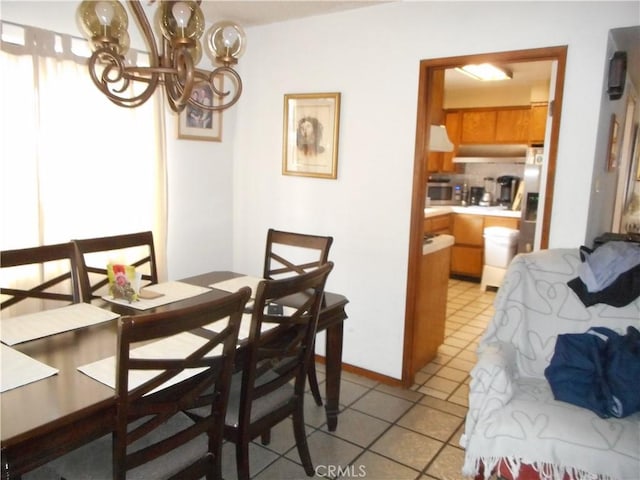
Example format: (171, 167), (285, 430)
(451, 214), (484, 277)
(450, 213), (520, 278)
(423, 214), (451, 235)
(485, 216), (519, 229)
(529, 103), (548, 144)
(461, 110), (497, 143)
(495, 108), (530, 143)
(449, 104), (548, 146)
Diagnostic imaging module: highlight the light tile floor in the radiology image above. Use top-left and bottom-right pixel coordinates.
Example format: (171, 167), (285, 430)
(222, 279), (496, 480)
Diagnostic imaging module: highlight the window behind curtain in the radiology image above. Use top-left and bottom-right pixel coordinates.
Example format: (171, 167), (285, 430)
(0, 22), (167, 281)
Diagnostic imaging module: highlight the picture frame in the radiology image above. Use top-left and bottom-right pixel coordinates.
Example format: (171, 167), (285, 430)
(606, 114), (619, 172)
(177, 79), (222, 142)
(282, 92), (341, 179)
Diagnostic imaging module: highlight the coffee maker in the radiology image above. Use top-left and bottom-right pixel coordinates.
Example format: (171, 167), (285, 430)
(497, 176), (520, 206)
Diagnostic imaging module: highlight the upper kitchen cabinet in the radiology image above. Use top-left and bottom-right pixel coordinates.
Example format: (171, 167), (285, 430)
(529, 102), (548, 144)
(495, 108), (530, 142)
(460, 110), (496, 143)
(451, 104), (548, 146)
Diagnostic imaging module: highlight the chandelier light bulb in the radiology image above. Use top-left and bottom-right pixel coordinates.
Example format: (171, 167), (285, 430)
(172, 2), (191, 29)
(95, 1), (115, 26)
(222, 26), (238, 48)
(206, 21), (246, 65)
(78, 0), (128, 50)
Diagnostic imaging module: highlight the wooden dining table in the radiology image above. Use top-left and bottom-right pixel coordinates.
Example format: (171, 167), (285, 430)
(0, 271), (348, 478)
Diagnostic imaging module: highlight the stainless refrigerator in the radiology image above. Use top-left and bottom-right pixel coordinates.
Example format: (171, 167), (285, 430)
(517, 149), (543, 253)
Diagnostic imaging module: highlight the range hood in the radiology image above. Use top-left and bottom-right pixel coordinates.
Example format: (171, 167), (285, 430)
(453, 144), (528, 163)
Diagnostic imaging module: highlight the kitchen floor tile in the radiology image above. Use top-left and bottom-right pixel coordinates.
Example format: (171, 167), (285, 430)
(423, 375), (460, 395)
(369, 425), (444, 471)
(396, 404), (464, 442)
(221, 441), (279, 480)
(286, 430), (363, 473)
(338, 378), (372, 408)
(435, 366), (469, 383)
(328, 408), (390, 447)
(425, 445), (467, 480)
(351, 389), (414, 423)
(375, 382), (425, 402)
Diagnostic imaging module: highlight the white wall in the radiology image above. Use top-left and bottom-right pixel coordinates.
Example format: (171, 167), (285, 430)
(231, 1), (639, 379)
(3, 1), (639, 380)
(585, 29), (639, 242)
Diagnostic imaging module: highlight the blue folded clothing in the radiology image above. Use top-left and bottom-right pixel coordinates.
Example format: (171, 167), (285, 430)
(578, 241), (640, 292)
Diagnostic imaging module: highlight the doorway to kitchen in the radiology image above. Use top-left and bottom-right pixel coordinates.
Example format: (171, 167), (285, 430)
(402, 46), (568, 386)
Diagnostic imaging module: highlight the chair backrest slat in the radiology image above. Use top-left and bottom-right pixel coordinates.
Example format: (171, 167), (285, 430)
(73, 231), (158, 303)
(263, 229), (333, 280)
(1, 242), (80, 313)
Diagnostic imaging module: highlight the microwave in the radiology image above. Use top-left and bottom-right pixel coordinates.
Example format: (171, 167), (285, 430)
(427, 181), (460, 205)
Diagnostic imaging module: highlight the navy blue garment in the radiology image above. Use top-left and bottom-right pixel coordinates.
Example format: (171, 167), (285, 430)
(545, 326), (640, 418)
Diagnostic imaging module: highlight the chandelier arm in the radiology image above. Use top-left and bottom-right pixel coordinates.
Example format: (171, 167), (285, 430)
(128, 0), (160, 68)
(88, 48), (159, 108)
(194, 67), (243, 111)
(167, 43), (196, 110)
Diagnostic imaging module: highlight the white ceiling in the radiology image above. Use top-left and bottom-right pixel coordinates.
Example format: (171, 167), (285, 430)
(199, 3), (637, 95)
(199, 1), (388, 27)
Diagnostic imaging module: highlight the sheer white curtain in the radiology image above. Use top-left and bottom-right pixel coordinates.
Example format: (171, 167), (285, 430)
(0, 22), (167, 280)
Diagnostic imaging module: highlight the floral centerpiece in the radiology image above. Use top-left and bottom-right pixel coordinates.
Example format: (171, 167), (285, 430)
(107, 264), (139, 303)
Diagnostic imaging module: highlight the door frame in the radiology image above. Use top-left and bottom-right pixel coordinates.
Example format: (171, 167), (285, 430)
(402, 46), (568, 386)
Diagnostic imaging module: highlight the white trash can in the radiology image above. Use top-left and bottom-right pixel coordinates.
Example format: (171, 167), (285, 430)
(481, 227), (519, 290)
(484, 227), (519, 267)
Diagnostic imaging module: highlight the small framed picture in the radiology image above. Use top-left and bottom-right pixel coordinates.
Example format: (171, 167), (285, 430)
(282, 92), (341, 179)
(177, 80), (222, 142)
(607, 114), (619, 171)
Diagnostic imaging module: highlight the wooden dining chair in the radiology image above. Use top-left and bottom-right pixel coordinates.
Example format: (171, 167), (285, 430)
(35, 287), (251, 480)
(263, 228), (333, 280)
(73, 231), (158, 303)
(190, 262), (334, 480)
(263, 228), (334, 406)
(0, 242), (81, 315)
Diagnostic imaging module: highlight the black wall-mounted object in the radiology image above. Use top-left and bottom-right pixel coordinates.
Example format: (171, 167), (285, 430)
(607, 51), (627, 100)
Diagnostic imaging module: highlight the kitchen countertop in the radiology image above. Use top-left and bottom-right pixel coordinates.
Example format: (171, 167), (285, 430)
(423, 234), (454, 255)
(424, 205), (521, 219)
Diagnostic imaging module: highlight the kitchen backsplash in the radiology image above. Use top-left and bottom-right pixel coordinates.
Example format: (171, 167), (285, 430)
(431, 163), (525, 191)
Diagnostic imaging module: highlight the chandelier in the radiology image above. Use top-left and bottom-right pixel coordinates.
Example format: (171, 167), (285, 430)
(77, 0), (246, 113)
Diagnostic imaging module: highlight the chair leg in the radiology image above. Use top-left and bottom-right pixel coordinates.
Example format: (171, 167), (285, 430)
(292, 402), (314, 477)
(235, 440), (251, 480)
(260, 429), (271, 445)
(308, 357), (323, 406)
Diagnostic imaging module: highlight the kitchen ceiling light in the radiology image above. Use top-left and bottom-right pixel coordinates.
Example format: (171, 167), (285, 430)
(455, 63), (512, 81)
(429, 125), (454, 152)
(77, 0), (246, 113)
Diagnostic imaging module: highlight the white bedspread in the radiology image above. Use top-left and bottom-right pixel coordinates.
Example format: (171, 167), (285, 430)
(461, 248), (640, 480)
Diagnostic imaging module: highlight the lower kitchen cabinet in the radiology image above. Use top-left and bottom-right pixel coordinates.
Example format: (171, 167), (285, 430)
(423, 214), (451, 235)
(450, 213), (519, 278)
(451, 245), (483, 277)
